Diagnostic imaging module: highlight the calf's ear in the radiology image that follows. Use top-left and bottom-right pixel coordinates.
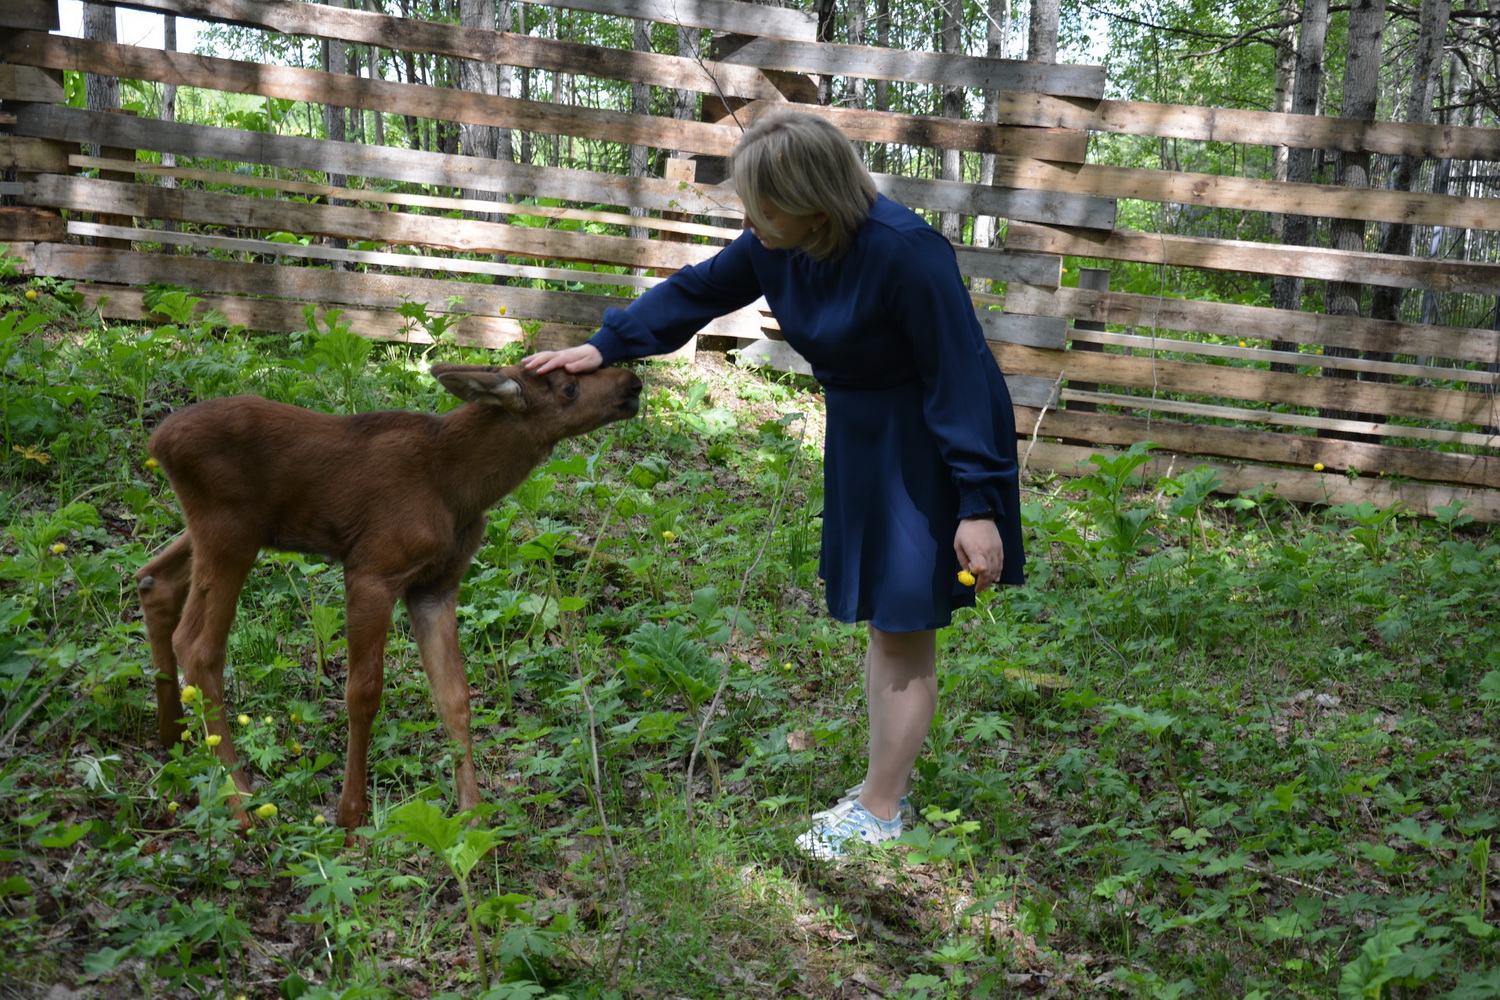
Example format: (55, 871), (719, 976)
(433, 367), (528, 412)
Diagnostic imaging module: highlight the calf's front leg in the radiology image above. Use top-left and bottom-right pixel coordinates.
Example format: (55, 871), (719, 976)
(407, 589), (481, 816)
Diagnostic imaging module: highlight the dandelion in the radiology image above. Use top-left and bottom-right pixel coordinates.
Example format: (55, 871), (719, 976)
(181, 685), (199, 703)
(12, 444), (50, 465)
(1313, 462), (1325, 472)
(1238, 340), (1247, 348)
(25, 289), (38, 301)
(205, 734), (222, 747)
(145, 457), (159, 470)
(238, 714), (250, 726)
(662, 530), (676, 542)
(957, 570), (976, 587)
(50, 543), (67, 555)
(255, 802), (278, 820)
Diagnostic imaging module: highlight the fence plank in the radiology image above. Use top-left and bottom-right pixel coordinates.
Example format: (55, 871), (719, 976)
(11, 105), (740, 215)
(1021, 439), (1500, 522)
(0, 65), (65, 104)
(989, 340), (1499, 426)
(25, 174), (724, 270)
(1, 31), (744, 157)
(98, 0), (795, 101)
(1021, 406), (1500, 487)
(992, 155), (1500, 232)
(512, 0), (818, 42)
(1006, 284), (1500, 366)
(1005, 223), (1500, 296)
(1065, 327), (1498, 386)
(0, 0), (59, 31)
(1056, 389), (1500, 449)
(0, 136), (69, 174)
(717, 38), (1104, 98)
(30, 243), (772, 341)
(995, 93), (1500, 161)
(876, 172), (1113, 230)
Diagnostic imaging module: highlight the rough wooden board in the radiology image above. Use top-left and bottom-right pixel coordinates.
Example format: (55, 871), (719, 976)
(877, 172), (1114, 230)
(1058, 388), (1499, 449)
(954, 246), (1061, 286)
(1064, 327), (1497, 387)
(1006, 223), (1500, 296)
(980, 312), (1069, 349)
(97, 0), (796, 100)
(994, 93), (1500, 161)
(989, 340), (1499, 426)
(742, 102), (1090, 162)
(717, 38), (1103, 97)
(991, 155), (1500, 232)
(1018, 406), (1500, 488)
(1006, 284), (1500, 367)
(0, 135), (70, 174)
(12, 105), (740, 216)
(0, 207), (65, 244)
(2, 31), (746, 157)
(0, 65), (65, 104)
(1021, 439), (1500, 522)
(513, 0), (817, 42)
(25, 175), (725, 271)
(0, 0), (59, 31)
(0, 242), (38, 273)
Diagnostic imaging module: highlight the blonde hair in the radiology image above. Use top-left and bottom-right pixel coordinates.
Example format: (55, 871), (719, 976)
(730, 112), (877, 262)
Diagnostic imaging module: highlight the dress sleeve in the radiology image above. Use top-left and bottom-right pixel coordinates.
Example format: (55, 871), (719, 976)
(889, 228), (1018, 522)
(590, 232), (765, 365)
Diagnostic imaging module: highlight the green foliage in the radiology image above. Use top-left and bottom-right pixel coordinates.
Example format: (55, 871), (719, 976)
(2, 299), (1498, 998)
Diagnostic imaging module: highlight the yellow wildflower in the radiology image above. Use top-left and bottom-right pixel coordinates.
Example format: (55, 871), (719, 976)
(205, 734), (222, 747)
(957, 570), (976, 587)
(1313, 462), (1325, 472)
(662, 530), (676, 542)
(145, 457), (159, 470)
(255, 802), (278, 820)
(12, 444), (50, 465)
(50, 543), (67, 555)
(181, 685), (199, 703)
(238, 714), (251, 726)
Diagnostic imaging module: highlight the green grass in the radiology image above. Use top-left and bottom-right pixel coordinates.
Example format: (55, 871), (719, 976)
(2, 266), (1498, 999)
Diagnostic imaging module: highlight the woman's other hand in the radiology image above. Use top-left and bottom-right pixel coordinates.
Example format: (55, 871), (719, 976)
(521, 344), (604, 374)
(954, 518), (1004, 591)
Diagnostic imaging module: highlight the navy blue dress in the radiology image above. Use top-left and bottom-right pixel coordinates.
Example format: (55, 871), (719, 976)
(590, 195), (1024, 631)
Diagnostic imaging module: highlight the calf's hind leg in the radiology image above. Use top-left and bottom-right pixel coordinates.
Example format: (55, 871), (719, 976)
(136, 533), (194, 749)
(171, 538), (260, 810)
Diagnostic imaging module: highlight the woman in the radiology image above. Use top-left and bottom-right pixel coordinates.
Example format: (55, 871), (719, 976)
(524, 111), (1024, 859)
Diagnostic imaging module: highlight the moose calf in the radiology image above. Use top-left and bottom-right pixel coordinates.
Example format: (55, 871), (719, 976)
(136, 362), (643, 830)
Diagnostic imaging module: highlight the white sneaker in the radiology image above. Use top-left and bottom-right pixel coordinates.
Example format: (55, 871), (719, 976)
(836, 782), (912, 819)
(795, 800), (903, 860)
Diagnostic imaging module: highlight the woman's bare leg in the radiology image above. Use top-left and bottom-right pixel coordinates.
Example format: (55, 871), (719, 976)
(858, 625), (937, 822)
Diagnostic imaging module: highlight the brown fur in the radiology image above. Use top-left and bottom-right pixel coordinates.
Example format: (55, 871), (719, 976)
(136, 362), (642, 829)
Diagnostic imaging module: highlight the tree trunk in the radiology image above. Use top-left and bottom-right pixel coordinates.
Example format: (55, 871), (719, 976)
(1369, 0), (1450, 337)
(459, 0), (501, 221)
(1027, 0), (1059, 63)
(82, 2), (119, 158)
(815, 0), (837, 105)
(1320, 0), (1386, 440)
(1269, 0), (1327, 372)
(971, 0), (1007, 266)
(161, 14), (179, 245)
(321, 0), (349, 265)
(628, 19), (652, 241)
(871, 0), (890, 173)
(938, 0), (964, 243)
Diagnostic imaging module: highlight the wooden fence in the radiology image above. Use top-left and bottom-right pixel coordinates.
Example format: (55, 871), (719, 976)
(3, 0), (1500, 520)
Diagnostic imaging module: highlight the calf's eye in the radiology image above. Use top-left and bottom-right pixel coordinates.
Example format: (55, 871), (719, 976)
(563, 383), (580, 400)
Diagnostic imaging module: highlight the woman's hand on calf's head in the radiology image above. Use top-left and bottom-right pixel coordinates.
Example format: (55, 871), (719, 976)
(521, 344), (604, 375)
